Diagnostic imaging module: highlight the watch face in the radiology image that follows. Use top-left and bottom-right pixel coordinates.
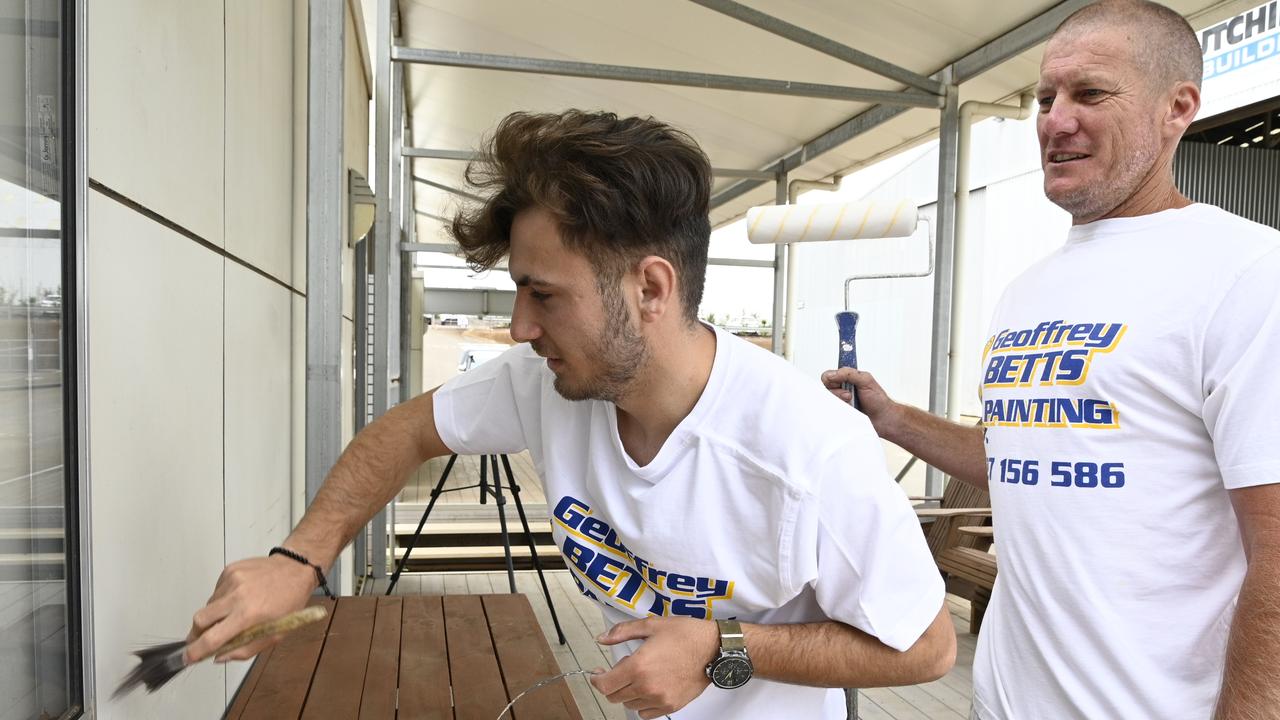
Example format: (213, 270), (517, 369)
(711, 655), (752, 689)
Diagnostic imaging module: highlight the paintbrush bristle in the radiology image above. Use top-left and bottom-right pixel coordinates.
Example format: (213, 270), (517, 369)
(112, 640), (188, 699)
(112, 607), (330, 701)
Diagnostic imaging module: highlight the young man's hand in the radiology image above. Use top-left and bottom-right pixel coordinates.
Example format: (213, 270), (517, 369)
(590, 616), (718, 719)
(184, 555), (318, 664)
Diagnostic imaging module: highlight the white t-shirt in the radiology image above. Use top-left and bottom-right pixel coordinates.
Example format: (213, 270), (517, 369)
(434, 325), (944, 720)
(974, 204), (1280, 719)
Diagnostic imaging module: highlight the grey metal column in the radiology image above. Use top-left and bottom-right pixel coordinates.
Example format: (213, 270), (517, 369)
(770, 171), (786, 355)
(388, 59), (403, 414)
(399, 120), (414, 406)
(306, 0), (345, 584)
(373, 0), (391, 420)
(369, 0), (392, 578)
(73, 0), (97, 705)
(378, 61), (408, 581)
(926, 74), (960, 498)
(352, 236), (368, 576)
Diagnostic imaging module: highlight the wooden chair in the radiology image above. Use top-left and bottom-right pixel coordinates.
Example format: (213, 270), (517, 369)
(913, 478), (996, 633)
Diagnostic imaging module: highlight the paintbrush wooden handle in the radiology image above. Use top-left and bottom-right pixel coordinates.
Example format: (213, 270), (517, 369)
(214, 605), (329, 656)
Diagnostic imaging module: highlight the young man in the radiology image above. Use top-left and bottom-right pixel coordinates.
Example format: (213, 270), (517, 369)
(824, 2), (1280, 718)
(188, 110), (954, 719)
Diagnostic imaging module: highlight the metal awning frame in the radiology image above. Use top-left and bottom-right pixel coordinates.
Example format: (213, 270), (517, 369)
(363, 0), (1096, 496)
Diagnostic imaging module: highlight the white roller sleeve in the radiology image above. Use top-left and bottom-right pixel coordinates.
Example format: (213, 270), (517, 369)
(745, 199), (918, 244)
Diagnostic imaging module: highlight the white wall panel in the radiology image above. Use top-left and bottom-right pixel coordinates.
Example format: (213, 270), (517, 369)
(341, 317), (354, 446)
(291, 294), (306, 526)
(221, 263), (292, 699)
(222, 266), (292, 563)
(291, 0), (309, 295)
(88, 0), (225, 245)
(338, 317), (356, 592)
(344, 5), (370, 323)
(225, 0), (296, 283)
(87, 191), (226, 719)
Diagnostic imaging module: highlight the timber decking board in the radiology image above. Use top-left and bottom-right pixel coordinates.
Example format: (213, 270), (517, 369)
(404, 451), (545, 506)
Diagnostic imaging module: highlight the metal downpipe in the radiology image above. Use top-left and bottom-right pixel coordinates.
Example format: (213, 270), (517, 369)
(946, 94), (1034, 421)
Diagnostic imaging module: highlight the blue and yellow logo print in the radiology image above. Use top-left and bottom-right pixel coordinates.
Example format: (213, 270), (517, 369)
(553, 495), (734, 619)
(980, 320), (1126, 429)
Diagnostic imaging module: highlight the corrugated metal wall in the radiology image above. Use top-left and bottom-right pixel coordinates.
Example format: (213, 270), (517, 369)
(1175, 142), (1280, 230)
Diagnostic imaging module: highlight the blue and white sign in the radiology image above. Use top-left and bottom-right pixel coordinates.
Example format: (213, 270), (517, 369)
(1199, 1), (1280, 119)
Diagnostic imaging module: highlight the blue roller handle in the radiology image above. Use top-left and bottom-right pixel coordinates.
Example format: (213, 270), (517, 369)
(836, 311), (860, 410)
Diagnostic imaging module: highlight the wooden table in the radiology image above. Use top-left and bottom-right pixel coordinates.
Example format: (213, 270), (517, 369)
(225, 594), (583, 720)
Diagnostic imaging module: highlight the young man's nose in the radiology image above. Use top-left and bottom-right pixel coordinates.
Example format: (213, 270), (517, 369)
(509, 295), (542, 344)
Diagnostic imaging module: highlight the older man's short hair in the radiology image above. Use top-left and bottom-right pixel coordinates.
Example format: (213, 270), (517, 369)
(1054, 0), (1203, 91)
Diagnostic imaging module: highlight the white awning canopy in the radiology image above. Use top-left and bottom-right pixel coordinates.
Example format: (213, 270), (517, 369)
(389, 0), (1255, 232)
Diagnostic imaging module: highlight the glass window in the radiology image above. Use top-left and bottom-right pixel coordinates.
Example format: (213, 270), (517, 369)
(0, 1), (79, 718)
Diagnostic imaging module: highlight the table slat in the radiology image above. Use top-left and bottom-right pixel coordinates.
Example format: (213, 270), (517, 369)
(398, 595), (453, 719)
(357, 597), (403, 720)
(224, 642), (276, 720)
(300, 597), (378, 719)
(234, 593), (584, 719)
(446, 594), (510, 720)
(484, 594), (583, 720)
(238, 598), (337, 720)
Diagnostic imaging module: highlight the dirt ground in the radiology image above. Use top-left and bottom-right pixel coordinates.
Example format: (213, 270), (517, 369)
(460, 327), (514, 345)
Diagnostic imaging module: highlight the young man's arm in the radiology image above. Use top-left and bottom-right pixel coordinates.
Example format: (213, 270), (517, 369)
(1214, 482), (1280, 719)
(590, 608), (955, 720)
(184, 388), (452, 663)
(822, 367), (989, 489)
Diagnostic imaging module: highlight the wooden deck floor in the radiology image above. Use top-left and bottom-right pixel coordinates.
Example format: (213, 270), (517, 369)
(400, 451), (545, 506)
(365, 572), (976, 719)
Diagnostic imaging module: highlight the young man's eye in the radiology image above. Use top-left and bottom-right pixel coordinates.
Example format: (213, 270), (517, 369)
(530, 290), (551, 301)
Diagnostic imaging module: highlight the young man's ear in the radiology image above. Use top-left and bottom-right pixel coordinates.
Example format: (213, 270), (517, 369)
(633, 256), (678, 322)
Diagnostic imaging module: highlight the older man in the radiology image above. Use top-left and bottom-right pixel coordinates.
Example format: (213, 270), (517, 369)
(825, 1), (1280, 718)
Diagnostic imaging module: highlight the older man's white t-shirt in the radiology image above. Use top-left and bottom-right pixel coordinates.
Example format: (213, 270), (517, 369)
(974, 204), (1280, 719)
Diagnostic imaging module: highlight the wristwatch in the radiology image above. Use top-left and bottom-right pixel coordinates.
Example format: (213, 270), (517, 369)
(705, 618), (753, 689)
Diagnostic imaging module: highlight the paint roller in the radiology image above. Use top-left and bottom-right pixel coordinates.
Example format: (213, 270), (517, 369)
(745, 199), (923, 409)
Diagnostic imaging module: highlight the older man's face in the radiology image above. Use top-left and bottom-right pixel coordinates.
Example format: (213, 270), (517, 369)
(1036, 26), (1165, 223)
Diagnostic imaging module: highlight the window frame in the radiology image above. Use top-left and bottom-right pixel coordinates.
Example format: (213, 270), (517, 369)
(58, 0), (87, 715)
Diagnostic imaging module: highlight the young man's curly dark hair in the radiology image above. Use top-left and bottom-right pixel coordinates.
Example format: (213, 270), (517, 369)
(450, 110), (712, 323)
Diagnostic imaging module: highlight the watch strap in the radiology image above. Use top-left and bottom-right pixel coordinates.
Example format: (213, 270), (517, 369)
(716, 618), (746, 653)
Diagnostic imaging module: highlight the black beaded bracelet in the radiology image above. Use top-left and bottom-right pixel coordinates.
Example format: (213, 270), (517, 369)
(269, 546), (336, 599)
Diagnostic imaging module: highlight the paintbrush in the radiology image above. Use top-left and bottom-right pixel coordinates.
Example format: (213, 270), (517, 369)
(112, 605), (329, 699)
